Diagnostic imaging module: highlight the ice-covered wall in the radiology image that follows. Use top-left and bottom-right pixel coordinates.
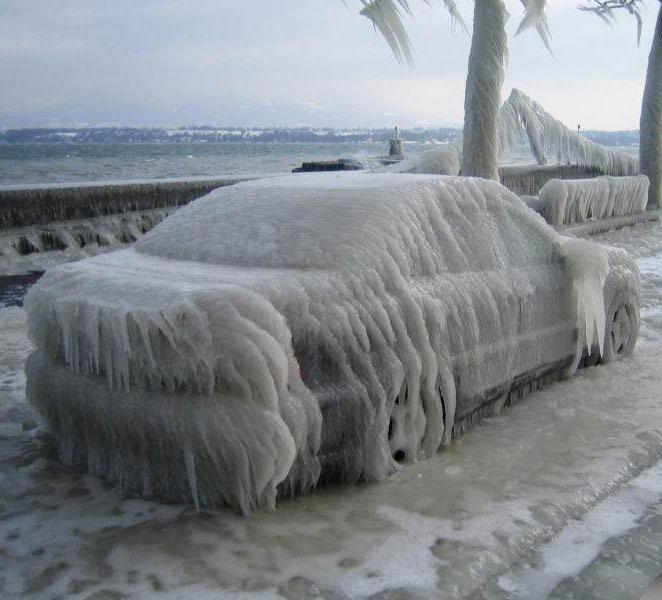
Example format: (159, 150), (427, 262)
(25, 173), (615, 512)
(0, 209), (175, 276)
(499, 89), (639, 176)
(539, 175), (649, 226)
(0, 208), (173, 258)
(0, 177), (253, 229)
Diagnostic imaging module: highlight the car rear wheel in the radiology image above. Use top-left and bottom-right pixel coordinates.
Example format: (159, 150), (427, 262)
(601, 291), (638, 364)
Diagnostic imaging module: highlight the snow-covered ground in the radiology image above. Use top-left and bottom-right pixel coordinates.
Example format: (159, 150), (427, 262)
(1, 221), (662, 599)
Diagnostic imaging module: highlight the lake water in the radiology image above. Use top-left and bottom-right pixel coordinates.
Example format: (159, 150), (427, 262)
(0, 142), (638, 186)
(0, 141), (639, 187)
(0, 142), (427, 186)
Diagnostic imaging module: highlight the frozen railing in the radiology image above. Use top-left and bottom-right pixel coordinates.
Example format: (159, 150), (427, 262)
(538, 175), (650, 226)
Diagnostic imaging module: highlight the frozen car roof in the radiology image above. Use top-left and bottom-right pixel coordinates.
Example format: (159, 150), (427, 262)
(135, 172), (551, 273)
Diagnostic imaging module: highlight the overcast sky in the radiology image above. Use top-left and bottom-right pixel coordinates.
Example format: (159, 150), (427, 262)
(0, 0), (655, 130)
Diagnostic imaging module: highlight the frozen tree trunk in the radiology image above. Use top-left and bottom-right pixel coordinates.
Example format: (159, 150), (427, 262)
(461, 0), (508, 180)
(640, 1), (662, 208)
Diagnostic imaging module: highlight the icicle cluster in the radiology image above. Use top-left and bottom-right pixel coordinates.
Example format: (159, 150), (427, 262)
(539, 175), (649, 225)
(25, 173), (612, 511)
(555, 237), (609, 357)
(499, 89), (639, 176)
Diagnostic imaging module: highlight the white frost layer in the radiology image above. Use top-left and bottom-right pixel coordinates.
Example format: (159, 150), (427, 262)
(378, 145), (461, 175)
(539, 175), (649, 226)
(499, 89), (639, 176)
(25, 173), (611, 511)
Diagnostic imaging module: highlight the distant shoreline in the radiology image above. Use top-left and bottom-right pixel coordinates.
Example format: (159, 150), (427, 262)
(0, 126), (639, 147)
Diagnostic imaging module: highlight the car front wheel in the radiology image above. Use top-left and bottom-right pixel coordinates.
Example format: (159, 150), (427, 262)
(601, 291), (639, 363)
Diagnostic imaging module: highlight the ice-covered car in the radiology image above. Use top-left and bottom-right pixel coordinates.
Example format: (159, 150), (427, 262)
(25, 173), (641, 513)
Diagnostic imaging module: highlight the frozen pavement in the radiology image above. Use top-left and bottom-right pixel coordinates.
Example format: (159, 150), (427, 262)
(1, 221), (662, 599)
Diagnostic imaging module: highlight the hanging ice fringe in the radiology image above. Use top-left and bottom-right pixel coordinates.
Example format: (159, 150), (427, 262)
(555, 238), (609, 357)
(499, 88), (639, 176)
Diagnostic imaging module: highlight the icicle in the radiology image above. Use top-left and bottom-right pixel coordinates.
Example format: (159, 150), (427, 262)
(183, 446), (200, 511)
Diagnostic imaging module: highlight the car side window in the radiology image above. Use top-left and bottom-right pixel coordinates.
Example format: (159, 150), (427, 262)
(487, 198), (558, 268)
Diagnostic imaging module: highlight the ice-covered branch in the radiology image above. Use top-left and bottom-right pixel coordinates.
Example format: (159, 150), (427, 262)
(578, 0), (644, 43)
(517, 0), (553, 53)
(356, 0), (466, 65)
(498, 88), (639, 176)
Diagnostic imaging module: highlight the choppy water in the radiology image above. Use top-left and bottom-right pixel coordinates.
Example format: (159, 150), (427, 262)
(0, 141), (640, 187)
(0, 142), (420, 186)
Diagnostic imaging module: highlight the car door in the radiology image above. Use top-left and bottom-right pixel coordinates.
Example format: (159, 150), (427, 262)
(487, 198), (577, 379)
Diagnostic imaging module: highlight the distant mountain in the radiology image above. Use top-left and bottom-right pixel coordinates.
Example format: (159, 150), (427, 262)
(0, 126), (464, 145)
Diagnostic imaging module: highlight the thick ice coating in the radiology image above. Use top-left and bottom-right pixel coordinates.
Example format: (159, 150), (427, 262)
(378, 146), (461, 176)
(539, 175), (649, 226)
(25, 173), (620, 512)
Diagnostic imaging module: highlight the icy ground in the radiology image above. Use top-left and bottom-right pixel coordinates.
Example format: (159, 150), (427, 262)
(1, 222), (662, 599)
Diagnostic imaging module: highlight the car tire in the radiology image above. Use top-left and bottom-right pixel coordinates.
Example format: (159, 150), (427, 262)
(600, 290), (639, 364)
